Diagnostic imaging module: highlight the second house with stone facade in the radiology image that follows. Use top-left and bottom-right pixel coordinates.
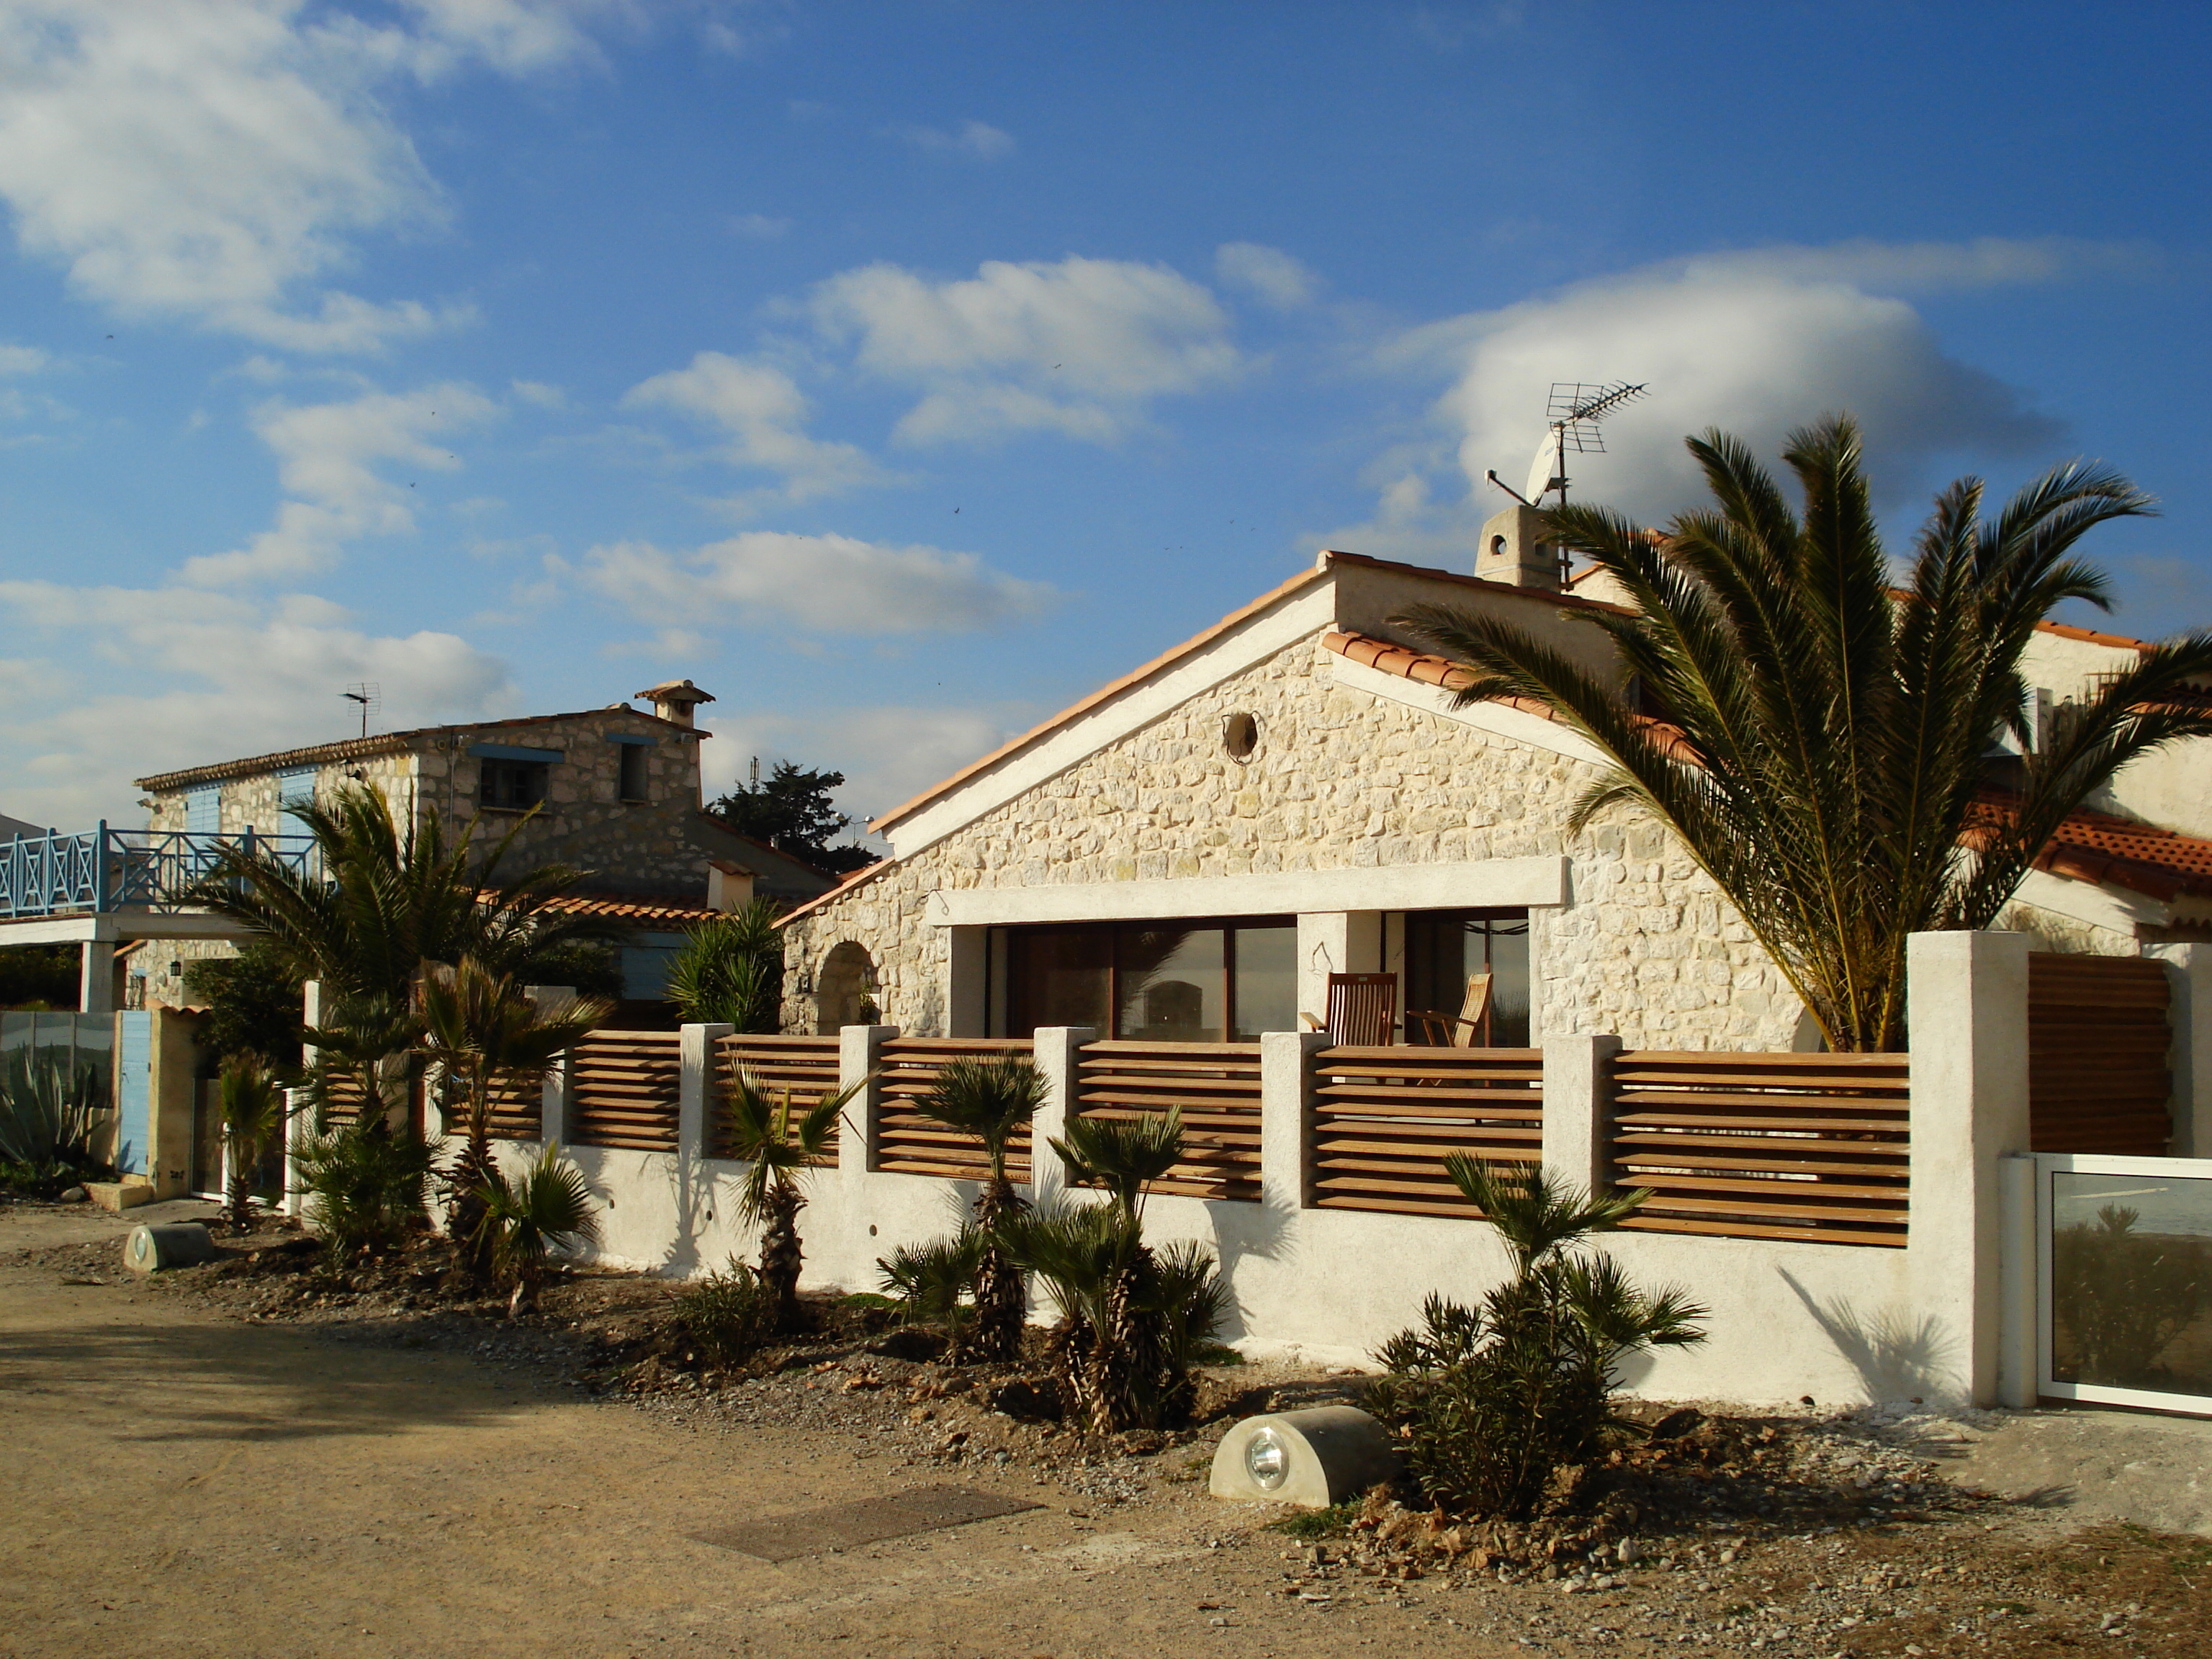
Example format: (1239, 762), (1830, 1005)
(130, 678), (837, 1010)
(778, 526), (2212, 1050)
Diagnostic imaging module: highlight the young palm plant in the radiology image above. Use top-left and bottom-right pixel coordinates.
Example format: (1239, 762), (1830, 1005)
(1370, 1156), (1705, 1519)
(421, 957), (610, 1282)
(723, 1068), (867, 1328)
(1007, 1109), (1227, 1436)
(663, 901), (784, 1032)
(877, 1226), (986, 1357)
(1395, 416), (2212, 1050)
(918, 1053), (1048, 1363)
(217, 1054), (287, 1234)
(477, 1142), (601, 1316)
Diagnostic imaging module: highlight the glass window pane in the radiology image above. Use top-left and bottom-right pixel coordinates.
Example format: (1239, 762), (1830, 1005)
(2051, 1171), (2212, 1398)
(1006, 927), (1110, 1036)
(1115, 927), (1224, 1042)
(1485, 920), (1532, 1048)
(1232, 926), (1297, 1038)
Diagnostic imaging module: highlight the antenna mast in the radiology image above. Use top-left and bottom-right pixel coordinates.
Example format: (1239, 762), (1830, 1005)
(1535, 382), (1646, 508)
(342, 683), (381, 740)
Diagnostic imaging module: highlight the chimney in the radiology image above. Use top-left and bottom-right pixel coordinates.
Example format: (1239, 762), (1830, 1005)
(706, 859), (756, 912)
(1475, 504), (1565, 591)
(634, 678), (715, 729)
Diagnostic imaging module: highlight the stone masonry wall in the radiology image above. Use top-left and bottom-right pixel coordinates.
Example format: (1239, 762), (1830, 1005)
(781, 637), (1806, 1050)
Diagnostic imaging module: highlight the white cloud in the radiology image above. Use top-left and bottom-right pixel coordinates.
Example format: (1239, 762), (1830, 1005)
(888, 119), (1015, 161)
(581, 531), (1058, 637)
(508, 377), (565, 408)
(0, 577), (512, 824)
(729, 212), (791, 240)
(702, 702), (1025, 840)
(181, 380), (499, 585)
(1337, 240), (2077, 557)
(0, 342), (48, 374)
(808, 255), (1242, 446)
(0, 2), (603, 351)
(1215, 242), (1321, 311)
(621, 351), (889, 508)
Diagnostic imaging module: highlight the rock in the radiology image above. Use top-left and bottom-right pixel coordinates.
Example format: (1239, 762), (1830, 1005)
(1647, 1407), (1704, 1441)
(58, 1186), (87, 1204)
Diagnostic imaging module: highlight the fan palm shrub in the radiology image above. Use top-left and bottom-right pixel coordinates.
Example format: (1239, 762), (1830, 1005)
(876, 1226), (986, 1357)
(477, 1142), (601, 1315)
(1396, 416), (2212, 1051)
(1369, 1156), (1705, 1519)
(663, 901), (784, 1031)
(294, 1119), (436, 1259)
(722, 1068), (866, 1328)
(217, 1054), (287, 1234)
(917, 1053), (1048, 1362)
(421, 957), (609, 1282)
(1005, 1109), (1228, 1435)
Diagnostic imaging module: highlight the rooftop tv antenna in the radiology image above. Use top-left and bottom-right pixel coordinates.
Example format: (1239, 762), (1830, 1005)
(342, 683), (380, 739)
(1486, 381), (1647, 511)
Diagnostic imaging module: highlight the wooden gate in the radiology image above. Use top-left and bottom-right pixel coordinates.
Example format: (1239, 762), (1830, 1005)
(2028, 953), (2172, 1155)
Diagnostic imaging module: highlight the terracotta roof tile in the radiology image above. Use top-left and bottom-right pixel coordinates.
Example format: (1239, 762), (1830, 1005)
(531, 892), (724, 925)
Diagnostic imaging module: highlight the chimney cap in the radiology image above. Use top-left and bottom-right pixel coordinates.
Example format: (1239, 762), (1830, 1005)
(634, 678), (716, 709)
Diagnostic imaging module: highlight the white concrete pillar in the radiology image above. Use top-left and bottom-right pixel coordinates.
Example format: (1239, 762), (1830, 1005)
(945, 928), (989, 1037)
(1261, 1030), (1328, 1213)
(523, 986), (577, 1148)
(679, 1022), (734, 1164)
(282, 1086), (311, 1218)
(1295, 913), (1383, 1028)
(839, 1023), (896, 1177)
(78, 938), (114, 1015)
(1905, 929), (2031, 1408)
(1030, 1026), (1094, 1208)
(1542, 1033), (1622, 1195)
(2146, 942), (2212, 1158)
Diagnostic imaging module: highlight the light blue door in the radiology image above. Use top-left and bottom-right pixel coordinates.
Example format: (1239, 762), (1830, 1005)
(114, 1012), (150, 1176)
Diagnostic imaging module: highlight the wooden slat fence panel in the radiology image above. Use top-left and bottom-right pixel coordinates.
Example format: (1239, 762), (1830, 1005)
(1609, 1051), (1910, 1248)
(1310, 1045), (1542, 1218)
(435, 1076), (542, 1142)
(569, 1029), (681, 1153)
(714, 1033), (843, 1164)
(1074, 1040), (1263, 1202)
(876, 1037), (1035, 1181)
(2029, 954), (2172, 1156)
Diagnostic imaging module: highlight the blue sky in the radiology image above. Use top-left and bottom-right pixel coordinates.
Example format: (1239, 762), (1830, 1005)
(1, 1), (2208, 843)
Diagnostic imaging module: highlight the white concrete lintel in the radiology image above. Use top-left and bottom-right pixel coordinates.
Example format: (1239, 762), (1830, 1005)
(0, 912), (257, 945)
(2010, 867), (2167, 937)
(1326, 652), (1608, 767)
(922, 855), (1569, 927)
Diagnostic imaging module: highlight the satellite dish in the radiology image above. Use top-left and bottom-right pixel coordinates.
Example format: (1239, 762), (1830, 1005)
(1525, 426), (1565, 506)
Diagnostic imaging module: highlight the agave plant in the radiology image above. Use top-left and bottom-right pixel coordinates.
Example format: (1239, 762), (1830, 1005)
(723, 1068), (866, 1328)
(421, 957), (608, 1283)
(216, 1053), (288, 1234)
(1370, 1156), (1707, 1519)
(0, 1046), (110, 1172)
(917, 1053), (1048, 1363)
(477, 1142), (601, 1316)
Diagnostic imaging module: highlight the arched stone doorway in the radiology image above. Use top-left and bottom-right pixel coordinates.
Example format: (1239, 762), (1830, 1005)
(814, 940), (876, 1034)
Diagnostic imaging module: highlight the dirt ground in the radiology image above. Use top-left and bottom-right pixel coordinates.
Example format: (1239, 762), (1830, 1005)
(4, 1200), (2211, 1659)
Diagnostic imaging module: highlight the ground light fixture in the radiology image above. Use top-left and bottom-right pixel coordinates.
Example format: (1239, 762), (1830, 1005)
(1208, 1406), (1398, 1509)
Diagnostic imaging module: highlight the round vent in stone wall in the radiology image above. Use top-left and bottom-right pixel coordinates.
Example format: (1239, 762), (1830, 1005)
(1223, 711), (1259, 762)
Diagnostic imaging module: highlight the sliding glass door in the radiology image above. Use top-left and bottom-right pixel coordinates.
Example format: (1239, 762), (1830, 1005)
(991, 917), (1296, 1040)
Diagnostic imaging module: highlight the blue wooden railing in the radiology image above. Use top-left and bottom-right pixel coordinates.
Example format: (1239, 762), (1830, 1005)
(0, 823), (318, 920)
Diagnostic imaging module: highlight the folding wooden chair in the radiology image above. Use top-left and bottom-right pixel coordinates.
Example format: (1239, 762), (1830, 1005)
(1299, 972), (1399, 1046)
(1407, 971), (1493, 1048)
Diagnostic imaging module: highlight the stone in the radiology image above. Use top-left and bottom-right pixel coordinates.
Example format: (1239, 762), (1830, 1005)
(57, 1186), (87, 1204)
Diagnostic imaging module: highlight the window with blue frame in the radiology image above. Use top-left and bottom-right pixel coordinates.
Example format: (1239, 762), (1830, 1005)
(276, 765), (316, 818)
(184, 786), (219, 835)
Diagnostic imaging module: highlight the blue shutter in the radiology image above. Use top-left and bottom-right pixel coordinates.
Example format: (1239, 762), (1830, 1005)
(184, 786), (218, 835)
(276, 765), (316, 814)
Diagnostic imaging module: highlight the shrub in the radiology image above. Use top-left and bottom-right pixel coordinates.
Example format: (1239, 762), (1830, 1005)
(675, 1258), (781, 1365)
(1368, 1156), (1706, 1520)
(217, 1054), (287, 1234)
(665, 902), (783, 1031)
(184, 943), (305, 1071)
(477, 1143), (600, 1314)
(0, 1046), (110, 1174)
(876, 1227), (985, 1359)
(915, 1053), (1046, 1363)
(294, 1123), (436, 1259)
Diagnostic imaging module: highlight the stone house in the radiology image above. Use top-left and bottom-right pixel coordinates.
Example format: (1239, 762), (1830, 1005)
(127, 679), (837, 1009)
(779, 520), (2212, 1047)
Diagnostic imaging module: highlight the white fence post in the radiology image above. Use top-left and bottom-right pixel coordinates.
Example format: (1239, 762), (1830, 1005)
(1261, 1030), (1326, 1213)
(1030, 1027), (1094, 1208)
(1542, 1033), (1621, 1193)
(2147, 942), (2212, 1158)
(1905, 929), (2031, 1408)
(524, 986), (575, 1148)
(680, 1023), (733, 1164)
(282, 1086), (310, 1219)
(840, 1023), (896, 1177)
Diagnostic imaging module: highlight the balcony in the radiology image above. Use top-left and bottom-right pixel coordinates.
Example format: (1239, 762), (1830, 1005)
(0, 823), (319, 921)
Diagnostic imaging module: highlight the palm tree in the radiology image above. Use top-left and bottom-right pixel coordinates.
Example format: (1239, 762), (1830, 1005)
(1373, 1157), (1706, 1519)
(477, 1143), (601, 1316)
(216, 1054), (287, 1234)
(723, 1069), (866, 1328)
(421, 957), (610, 1282)
(1007, 1109), (1226, 1435)
(663, 901), (784, 1032)
(919, 1053), (1048, 1364)
(1395, 416), (2212, 1050)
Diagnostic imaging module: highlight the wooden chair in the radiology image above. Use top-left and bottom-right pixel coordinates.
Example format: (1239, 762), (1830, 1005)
(1299, 973), (1399, 1046)
(1407, 972), (1493, 1049)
